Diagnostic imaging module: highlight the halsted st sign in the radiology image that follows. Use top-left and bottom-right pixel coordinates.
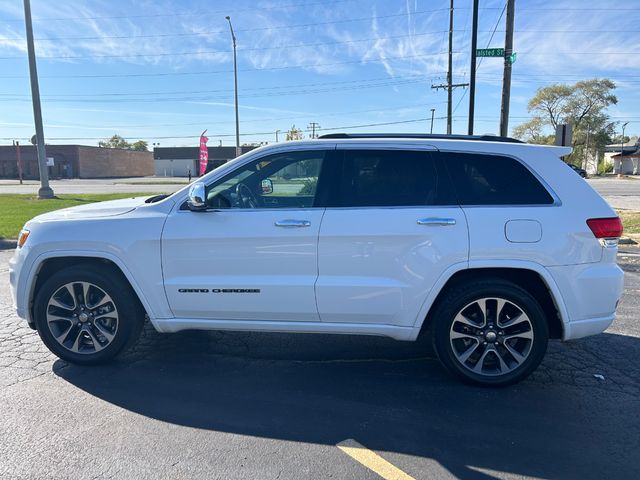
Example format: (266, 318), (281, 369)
(476, 48), (504, 57)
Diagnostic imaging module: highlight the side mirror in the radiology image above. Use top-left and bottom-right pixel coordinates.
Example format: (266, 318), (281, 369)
(187, 182), (207, 211)
(261, 178), (273, 194)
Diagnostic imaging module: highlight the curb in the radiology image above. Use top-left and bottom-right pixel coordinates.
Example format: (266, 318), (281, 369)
(620, 233), (640, 245)
(0, 239), (17, 250)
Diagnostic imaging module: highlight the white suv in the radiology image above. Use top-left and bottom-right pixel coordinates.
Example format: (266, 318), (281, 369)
(9, 134), (624, 386)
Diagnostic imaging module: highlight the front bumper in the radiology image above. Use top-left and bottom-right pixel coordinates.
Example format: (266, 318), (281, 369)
(9, 245), (30, 321)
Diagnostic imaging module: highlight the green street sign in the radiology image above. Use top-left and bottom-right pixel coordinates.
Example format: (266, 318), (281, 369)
(476, 48), (504, 57)
(509, 52), (517, 64)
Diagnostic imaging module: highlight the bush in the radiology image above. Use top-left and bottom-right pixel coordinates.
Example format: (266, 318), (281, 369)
(299, 178), (317, 196)
(598, 161), (614, 175)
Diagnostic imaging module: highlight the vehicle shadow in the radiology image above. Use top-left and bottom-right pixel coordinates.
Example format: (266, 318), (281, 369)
(53, 328), (640, 479)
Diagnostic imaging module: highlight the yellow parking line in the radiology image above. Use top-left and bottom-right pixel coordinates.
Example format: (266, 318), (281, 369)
(337, 439), (416, 480)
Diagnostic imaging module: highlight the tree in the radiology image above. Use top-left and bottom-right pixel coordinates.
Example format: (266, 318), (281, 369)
(513, 79), (618, 166)
(98, 134), (130, 149)
(98, 135), (149, 151)
(285, 125), (304, 141)
(130, 140), (148, 151)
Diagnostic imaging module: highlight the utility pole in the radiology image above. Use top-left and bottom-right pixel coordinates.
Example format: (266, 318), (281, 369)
(308, 122), (320, 139)
(499, 0), (515, 137)
(225, 16), (240, 157)
(447, 0), (453, 134)
(275, 129), (280, 143)
(431, 0), (468, 134)
(23, 0), (53, 198)
(14, 140), (23, 184)
(430, 108), (436, 134)
(468, 0), (479, 135)
(584, 128), (590, 171)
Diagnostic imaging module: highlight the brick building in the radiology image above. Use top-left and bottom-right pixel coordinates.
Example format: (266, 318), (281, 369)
(0, 144), (154, 179)
(153, 145), (258, 177)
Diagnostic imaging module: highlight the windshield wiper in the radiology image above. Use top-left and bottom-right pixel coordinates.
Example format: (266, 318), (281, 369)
(145, 194), (170, 203)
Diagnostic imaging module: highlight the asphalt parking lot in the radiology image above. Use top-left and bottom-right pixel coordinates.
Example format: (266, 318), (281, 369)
(1, 248), (640, 480)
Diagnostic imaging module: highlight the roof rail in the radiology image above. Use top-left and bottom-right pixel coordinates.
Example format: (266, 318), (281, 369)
(318, 133), (524, 143)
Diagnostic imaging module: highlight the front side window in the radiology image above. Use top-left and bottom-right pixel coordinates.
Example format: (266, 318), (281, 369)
(441, 152), (554, 205)
(337, 150), (455, 207)
(205, 150), (325, 209)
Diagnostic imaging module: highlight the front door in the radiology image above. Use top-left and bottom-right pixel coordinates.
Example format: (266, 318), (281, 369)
(316, 148), (469, 327)
(162, 148), (331, 321)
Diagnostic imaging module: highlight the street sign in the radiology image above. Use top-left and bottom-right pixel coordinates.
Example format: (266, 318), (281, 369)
(509, 52), (517, 64)
(476, 48), (504, 57)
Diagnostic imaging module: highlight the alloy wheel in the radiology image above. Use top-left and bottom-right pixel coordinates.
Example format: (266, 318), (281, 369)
(449, 297), (534, 376)
(46, 281), (119, 354)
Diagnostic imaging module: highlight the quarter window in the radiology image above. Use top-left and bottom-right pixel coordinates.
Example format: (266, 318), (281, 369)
(337, 150), (455, 207)
(442, 152), (554, 205)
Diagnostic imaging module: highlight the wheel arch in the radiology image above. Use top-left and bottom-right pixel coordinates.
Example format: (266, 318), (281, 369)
(415, 262), (567, 340)
(27, 252), (152, 327)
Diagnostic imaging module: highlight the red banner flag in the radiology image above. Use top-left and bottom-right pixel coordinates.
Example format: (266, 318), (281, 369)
(199, 130), (209, 176)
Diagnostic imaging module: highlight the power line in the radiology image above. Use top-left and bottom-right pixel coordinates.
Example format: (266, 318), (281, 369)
(0, 102), (449, 130)
(0, 52), (455, 81)
(0, 116), (450, 141)
(4, 8), (452, 36)
(0, 31), (451, 60)
(0, 74), (430, 98)
(0, 79), (424, 103)
(26, 28), (640, 42)
(5, 0), (364, 22)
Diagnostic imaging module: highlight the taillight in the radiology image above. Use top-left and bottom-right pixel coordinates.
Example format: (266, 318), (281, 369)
(586, 217), (623, 239)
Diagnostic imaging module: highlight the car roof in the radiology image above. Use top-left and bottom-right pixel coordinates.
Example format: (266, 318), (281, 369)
(319, 133), (523, 143)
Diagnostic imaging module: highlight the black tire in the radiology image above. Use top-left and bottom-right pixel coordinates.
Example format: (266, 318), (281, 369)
(431, 279), (549, 387)
(33, 264), (145, 365)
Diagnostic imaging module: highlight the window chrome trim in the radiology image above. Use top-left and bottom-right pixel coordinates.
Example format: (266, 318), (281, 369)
(173, 145), (562, 212)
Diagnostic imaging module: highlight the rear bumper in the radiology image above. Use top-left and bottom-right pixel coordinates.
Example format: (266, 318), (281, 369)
(562, 315), (615, 341)
(548, 262), (624, 340)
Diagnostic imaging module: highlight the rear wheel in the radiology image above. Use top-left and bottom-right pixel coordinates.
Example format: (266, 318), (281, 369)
(432, 279), (548, 386)
(34, 265), (144, 365)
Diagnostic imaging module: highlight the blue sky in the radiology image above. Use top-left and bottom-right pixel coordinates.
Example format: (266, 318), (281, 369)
(1, 0), (639, 147)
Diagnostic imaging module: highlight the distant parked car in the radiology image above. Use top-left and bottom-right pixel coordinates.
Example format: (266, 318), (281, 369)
(568, 163), (588, 178)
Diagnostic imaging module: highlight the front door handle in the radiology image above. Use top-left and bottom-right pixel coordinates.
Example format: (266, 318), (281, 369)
(275, 219), (311, 228)
(417, 217), (456, 226)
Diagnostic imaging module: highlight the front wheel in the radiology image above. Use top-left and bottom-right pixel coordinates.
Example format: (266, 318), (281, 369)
(432, 279), (549, 387)
(33, 265), (145, 365)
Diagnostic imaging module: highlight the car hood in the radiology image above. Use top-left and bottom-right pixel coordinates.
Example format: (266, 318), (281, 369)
(32, 196), (150, 222)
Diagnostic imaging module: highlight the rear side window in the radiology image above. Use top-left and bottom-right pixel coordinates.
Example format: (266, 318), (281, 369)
(442, 152), (554, 205)
(337, 150), (456, 207)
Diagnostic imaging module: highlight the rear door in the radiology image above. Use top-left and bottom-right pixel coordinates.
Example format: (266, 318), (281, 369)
(315, 147), (469, 327)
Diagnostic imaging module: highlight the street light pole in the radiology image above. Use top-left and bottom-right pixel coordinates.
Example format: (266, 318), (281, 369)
(225, 16), (240, 158)
(275, 130), (281, 143)
(620, 121), (629, 175)
(430, 108), (436, 134)
(23, 0), (53, 198)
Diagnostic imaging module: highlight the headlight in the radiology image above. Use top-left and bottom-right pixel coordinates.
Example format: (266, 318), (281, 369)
(17, 229), (30, 248)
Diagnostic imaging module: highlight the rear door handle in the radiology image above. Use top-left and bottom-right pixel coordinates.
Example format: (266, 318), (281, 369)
(417, 217), (456, 226)
(274, 219), (311, 228)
